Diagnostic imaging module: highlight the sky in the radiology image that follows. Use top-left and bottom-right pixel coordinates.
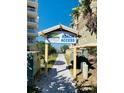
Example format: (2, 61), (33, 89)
(38, 0), (79, 31)
(36, 0), (79, 48)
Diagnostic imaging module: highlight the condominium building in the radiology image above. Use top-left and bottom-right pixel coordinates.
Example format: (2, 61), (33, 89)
(27, 0), (41, 85)
(27, 0), (38, 51)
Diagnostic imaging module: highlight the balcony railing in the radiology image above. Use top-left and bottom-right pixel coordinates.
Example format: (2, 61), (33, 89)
(27, 18), (37, 23)
(27, 7), (36, 12)
(27, 39), (35, 44)
(27, 29), (37, 33)
(27, 41), (35, 45)
(28, 0), (37, 2)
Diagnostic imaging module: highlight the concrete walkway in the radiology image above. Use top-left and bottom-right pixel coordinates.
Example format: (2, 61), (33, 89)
(36, 54), (76, 93)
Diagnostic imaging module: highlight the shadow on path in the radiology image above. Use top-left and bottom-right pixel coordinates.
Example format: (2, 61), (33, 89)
(36, 67), (76, 93)
(37, 54), (76, 93)
(35, 54), (76, 93)
(54, 61), (65, 65)
(42, 74), (76, 93)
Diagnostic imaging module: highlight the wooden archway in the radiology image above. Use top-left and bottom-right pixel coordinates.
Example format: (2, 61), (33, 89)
(38, 24), (81, 78)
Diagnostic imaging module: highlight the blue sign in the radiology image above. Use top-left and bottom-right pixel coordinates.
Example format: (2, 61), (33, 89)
(45, 31), (77, 44)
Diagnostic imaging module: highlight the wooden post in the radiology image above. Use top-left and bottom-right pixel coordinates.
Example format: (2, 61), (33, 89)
(73, 47), (77, 78)
(45, 43), (48, 76)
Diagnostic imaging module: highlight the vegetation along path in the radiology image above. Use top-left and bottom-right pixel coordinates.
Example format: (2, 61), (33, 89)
(36, 54), (76, 93)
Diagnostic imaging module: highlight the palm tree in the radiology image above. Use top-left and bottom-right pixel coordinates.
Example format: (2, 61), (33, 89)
(71, 7), (80, 20)
(71, 6), (80, 29)
(79, 0), (97, 35)
(86, 14), (97, 35)
(79, 0), (92, 15)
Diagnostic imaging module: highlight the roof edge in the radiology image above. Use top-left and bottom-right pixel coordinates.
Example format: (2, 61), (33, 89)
(38, 24), (81, 37)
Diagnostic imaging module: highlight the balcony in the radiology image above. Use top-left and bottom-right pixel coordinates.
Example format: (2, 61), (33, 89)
(28, 18), (36, 22)
(28, 29), (36, 33)
(27, 38), (36, 46)
(27, 18), (37, 28)
(27, 7), (37, 17)
(28, 7), (36, 12)
(27, 29), (37, 36)
(27, 42), (35, 46)
(27, 0), (38, 8)
(28, 0), (37, 2)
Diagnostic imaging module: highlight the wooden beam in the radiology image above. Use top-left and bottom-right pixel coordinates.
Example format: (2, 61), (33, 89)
(73, 47), (77, 78)
(70, 43), (97, 49)
(45, 43), (48, 76)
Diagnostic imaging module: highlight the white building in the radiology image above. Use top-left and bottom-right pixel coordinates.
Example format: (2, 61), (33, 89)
(27, 0), (38, 51)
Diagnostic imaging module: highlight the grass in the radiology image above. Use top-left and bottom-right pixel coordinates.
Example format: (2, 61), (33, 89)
(48, 54), (58, 68)
(64, 53), (70, 65)
(40, 53), (58, 72)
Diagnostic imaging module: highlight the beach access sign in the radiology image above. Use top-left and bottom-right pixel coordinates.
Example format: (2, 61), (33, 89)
(45, 31), (77, 44)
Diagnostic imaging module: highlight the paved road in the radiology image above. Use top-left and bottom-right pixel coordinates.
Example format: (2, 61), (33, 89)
(36, 54), (76, 93)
